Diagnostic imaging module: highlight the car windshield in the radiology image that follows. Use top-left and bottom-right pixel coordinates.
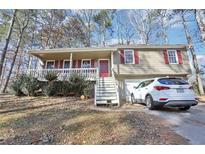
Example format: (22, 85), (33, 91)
(158, 78), (188, 85)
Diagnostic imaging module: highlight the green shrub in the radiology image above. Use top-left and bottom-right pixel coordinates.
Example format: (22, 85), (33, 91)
(83, 81), (95, 98)
(10, 74), (39, 96)
(10, 75), (25, 96)
(43, 82), (56, 96)
(45, 71), (58, 82)
(42, 81), (62, 96)
(23, 75), (39, 96)
(61, 81), (71, 97)
(68, 73), (87, 96)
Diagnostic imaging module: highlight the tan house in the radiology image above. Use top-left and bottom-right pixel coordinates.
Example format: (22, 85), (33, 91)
(28, 44), (191, 105)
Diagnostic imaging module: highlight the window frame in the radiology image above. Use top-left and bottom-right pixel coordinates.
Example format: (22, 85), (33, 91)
(81, 59), (91, 68)
(167, 49), (179, 64)
(124, 49), (135, 64)
(46, 60), (55, 69)
(63, 60), (70, 69)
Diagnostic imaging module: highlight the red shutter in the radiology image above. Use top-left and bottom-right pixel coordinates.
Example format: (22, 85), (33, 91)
(120, 49), (124, 64)
(60, 60), (63, 68)
(177, 50), (183, 64)
(91, 60), (95, 68)
(72, 60), (76, 68)
(77, 60), (81, 68)
(55, 60), (58, 68)
(134, 49), (139, 64)
(163, 49), (169, 64)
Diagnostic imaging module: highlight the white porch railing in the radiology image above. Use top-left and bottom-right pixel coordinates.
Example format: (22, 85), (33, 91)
(27, 68), (98, 81)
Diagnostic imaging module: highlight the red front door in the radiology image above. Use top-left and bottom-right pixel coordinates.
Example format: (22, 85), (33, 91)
(99, 60), (109, 77)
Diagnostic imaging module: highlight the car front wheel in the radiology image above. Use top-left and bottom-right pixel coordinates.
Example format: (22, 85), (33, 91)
(145, 95), (155, 110)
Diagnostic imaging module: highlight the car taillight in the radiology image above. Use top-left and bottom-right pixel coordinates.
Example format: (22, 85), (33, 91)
(154, 86), (170, 91)
(159, 98), (168, 101)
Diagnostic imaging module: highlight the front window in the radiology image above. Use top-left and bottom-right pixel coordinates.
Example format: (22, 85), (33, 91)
(63, 60), (70, 69)
(82, 60), (91, 68)
(168, 50), (178, 64)
(46, 61), (55, 69)
(124, 50), (134, 64)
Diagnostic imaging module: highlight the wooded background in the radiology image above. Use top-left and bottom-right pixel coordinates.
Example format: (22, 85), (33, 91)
(0, 9), (205, 93)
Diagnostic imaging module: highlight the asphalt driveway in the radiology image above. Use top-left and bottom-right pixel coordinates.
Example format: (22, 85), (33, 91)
(146, 103), (205, 144)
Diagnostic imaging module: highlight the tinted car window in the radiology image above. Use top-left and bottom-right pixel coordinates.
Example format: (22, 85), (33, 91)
(137, 80), (154, 88)
(158, 78), (188, 85)
(135, 82), (145, 89)
(141, 80), (154, 88)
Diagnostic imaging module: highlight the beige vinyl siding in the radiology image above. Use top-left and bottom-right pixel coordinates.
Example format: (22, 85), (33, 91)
(113, 49), (190, 76)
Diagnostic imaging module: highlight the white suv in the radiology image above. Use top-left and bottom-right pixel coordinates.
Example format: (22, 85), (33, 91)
(130, 77), (198, 110)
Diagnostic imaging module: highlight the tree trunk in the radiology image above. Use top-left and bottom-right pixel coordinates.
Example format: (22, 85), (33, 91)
(16, 49), (24, 78)
(195, 10), (205, 42)
(181, 13), (204, 95)
(0, 10), (17, 79)
(2, 30), (24, 93)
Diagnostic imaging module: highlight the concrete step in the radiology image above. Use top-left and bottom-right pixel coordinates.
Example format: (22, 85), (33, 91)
(96, 96), (117, 100)
(97, 88), (116, 91)
(96, 93), (116, 97)
(96, 91), (116, 94)
(97, 82), (115, 85)
(96, 100), (118, 104)
(97, 85), (115, 88)
(97, 79), (115, 82)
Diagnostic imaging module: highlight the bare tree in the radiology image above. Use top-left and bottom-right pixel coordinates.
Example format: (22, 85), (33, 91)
(155, 10), (172, 44)
(128, 9), (159, 44)
(174, 10), (204, 95)
(115, 11), (135, 45)
(195, 10), (205, 42)
(0, 10), (17, 80)
(2, 10), (31, 93)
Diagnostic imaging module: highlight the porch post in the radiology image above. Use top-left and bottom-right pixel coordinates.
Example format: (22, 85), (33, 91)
(111, 51), (114, 77)
(28, 55), (32, 69)
(70, 52), (73, 68)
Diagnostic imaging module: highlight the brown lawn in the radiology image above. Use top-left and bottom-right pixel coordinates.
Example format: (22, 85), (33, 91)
(0, 94), (189, 145)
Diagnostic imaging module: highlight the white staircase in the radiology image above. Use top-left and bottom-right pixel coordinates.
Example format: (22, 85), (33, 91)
(95, 77), (119, 106)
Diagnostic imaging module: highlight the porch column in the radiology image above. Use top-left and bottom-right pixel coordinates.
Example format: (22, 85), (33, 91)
(28, 55), (33, 69)
(111, 51), (114, 77)
(70, 52), (73, 68)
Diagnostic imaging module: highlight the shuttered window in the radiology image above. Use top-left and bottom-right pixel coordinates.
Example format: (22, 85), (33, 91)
(124, 50), (134, 64)
(168, 50), (178, 64)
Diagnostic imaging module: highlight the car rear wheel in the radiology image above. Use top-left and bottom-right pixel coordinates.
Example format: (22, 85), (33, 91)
(131, 94), (135, 104)
(145, 95), (155, 110)
(179, 106), (190, 111)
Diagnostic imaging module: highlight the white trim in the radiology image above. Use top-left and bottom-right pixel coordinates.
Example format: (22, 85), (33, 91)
(124, 49), (135, 64)
(111, 51), (114, 77)
(98, 59), (110, 77)
(70, 53), (73, 68)
(81, 59), (91, 68)
(46, 60), (55, 69)
(167, 49), (179, 64)
(63, 59), (70, 69)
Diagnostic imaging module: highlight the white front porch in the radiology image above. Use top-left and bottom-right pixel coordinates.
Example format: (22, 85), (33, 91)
(27, 68), (98, 81)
